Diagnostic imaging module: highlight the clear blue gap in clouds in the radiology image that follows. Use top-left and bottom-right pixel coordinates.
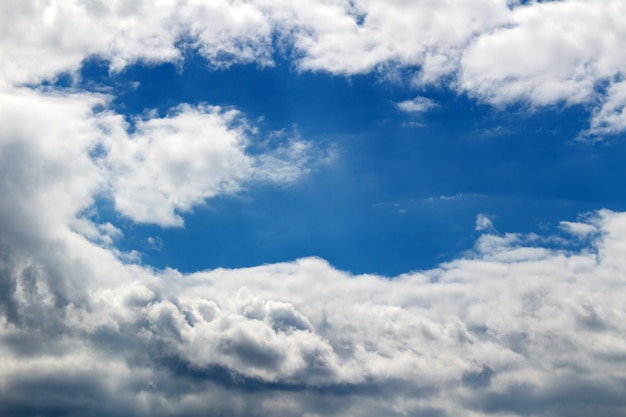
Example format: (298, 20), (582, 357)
(76, 53), (626, 276)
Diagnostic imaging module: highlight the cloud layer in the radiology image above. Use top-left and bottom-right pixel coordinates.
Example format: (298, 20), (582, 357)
(1, 1), (626, 416)
(3, 0), (626, 136)
(3, 177), (626, 416)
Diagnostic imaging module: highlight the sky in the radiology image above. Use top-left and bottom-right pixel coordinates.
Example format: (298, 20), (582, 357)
(1, 1), (626, 416)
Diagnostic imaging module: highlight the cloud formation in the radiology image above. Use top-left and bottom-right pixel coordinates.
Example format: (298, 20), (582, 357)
(3, 0), (626, 136)
(1, 1), (626, 416)
(1, 87), (318, 228)
(2, 187), (626, 416)
(104, 104), (320, 226)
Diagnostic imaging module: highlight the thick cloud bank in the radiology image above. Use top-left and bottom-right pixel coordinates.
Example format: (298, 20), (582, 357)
(1, 1), (626, 416)
(2, 170), (626, 417)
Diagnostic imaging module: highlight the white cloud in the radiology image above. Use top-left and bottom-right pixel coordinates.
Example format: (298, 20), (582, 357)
(396, 96), (437, 114)
(2, 200), (626, 415)
(586, 80), (626, 137)
(4, 87), (625, 415)
(560, 220), (598, 237)
(3, 1), (626, 135)
(105, 105), (323, 226)
(104, 105), (255, 226)
(267, 0), (510, 76)
(273, 0), (626, 136)
(0, 88), (317, 231)
(458, 0), (626, 107)
(0, 0), (274, 87)
(1, 92), (625, 414)
(147, 236), (164, 251)
(475, 213), (495, 231)
(2, 1), (626, 416)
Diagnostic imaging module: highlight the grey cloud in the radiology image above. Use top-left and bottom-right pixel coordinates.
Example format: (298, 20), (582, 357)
(462, 365), (495, 389)
(471, 379), (626, 417)
(1, 224), (626, 416)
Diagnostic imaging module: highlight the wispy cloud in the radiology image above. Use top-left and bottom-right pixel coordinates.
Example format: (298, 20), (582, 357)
(475, 213), (495, 231)
(396, 96), (438, 114)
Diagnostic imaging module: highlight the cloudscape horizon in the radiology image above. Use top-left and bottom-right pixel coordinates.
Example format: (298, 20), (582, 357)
(1, 1), (626, 416)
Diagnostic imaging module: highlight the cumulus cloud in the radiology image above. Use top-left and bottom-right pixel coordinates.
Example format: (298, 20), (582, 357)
(264, 0), (626, 136)
(2, 1), (626, 416)
(1, 89), (625, 414)
(268, 0), (510, 77)
(103, 104), (320, 226)
(3, 1), (626, 135)
(2, 198), (626, 416)
(458, 0), (626, 108)
(0, 0), (274, 86)
(0, 88), (318, 229)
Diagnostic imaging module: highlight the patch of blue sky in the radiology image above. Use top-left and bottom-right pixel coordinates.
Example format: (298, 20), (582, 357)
(74, 52), (626, 276)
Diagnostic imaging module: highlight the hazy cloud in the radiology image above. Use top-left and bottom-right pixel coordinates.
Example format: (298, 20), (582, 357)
(475, 213), (495, 232)
(396, 96), (438, 115)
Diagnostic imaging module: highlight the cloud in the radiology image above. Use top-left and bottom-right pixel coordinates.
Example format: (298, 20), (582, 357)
(1, 1), (626, 416)
(106, 105), (254, 225)
(1, 90), (625, 414)
(586, 80), (626, 137)
(1, 88), (319, 230)
(286, 0), (626, 136)
(267, 0), (626, 136)
(396, 96), (438, 114)
(560, 220), (598, 237)
(458, 0), (626, 107)
(2, 193), (626, 416)
(475, 213), (495, 231)
(0, 0), (274, 87)
(270, 0), (510, 77)
(3, 1), (626, 136)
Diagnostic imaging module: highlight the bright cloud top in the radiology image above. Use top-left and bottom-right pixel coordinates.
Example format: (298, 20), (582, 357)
(1, 88), (318, 229)
(3, 0), (626, 136)
(1, 1), (626, 417)
(104, 104), (318, 226)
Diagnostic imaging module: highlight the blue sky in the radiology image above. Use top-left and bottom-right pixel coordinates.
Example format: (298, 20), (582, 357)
(2, 1), (626, 416)
(76, 54), (626, 275)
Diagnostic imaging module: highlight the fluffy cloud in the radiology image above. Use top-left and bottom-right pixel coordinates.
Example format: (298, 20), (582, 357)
(3, 1), (626, 135)
(104, 104), (317, 226)
(265, 0), (626, 136)
(1, 89), (625, 414)
(0, 0), (273, 86)
(458, 0), (626, 109)
(0, 88), (318, 230)
(2, 1), (626, 416)
(265, 0), (510, 77)
(2, 199), (626, 416)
